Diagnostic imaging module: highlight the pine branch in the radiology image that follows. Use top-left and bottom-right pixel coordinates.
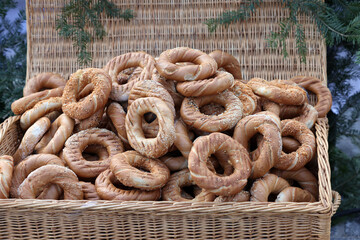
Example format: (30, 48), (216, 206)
(56, 0), (133, 66)
(205, 0), (360, 63)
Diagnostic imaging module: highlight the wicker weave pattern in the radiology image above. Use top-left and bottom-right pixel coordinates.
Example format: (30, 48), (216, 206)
(26, 0), (326, 83)
(0, 0), (340, 239)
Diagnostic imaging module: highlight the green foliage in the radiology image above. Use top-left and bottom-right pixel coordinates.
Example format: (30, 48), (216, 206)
(0, 1), (27, 122)
(206, 0), (360, 63)
(56, 0), (133, 66)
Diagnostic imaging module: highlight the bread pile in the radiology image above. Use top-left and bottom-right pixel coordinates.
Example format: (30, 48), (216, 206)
(0, 47), (332, 202)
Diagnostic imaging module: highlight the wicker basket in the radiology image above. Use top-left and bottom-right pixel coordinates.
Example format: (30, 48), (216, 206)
(0, 0), (340, 239)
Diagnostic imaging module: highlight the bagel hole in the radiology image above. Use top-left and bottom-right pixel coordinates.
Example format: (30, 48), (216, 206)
(116, 67), (139, 84)
(268, 193), (278, 202)
(209, 154), (234, 176)
(249, 133), (263, 153)
(82, 145), (108, 161)
(143, 112), (157, 123)
(200, 103), (225, 116)
(135, 166), (151, 173)
(181, 184), (201, 199)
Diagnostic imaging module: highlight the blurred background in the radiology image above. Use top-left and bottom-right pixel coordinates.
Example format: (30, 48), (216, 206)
(0, 0), (359, 238)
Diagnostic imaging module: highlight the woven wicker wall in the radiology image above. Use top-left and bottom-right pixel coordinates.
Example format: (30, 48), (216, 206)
(26, 0), (327, 83)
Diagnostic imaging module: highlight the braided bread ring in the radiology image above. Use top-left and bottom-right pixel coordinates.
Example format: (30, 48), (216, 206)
(176, 71), (234, 97)
(18, 165), (83, 200)
(214, 191), (250, 203)
(62, 68), (112, 120)
(103, 52), (156, 101)
(276, 186), (316, 202)
(23, 72), (66, 97)
(274, 120), (316, 171)
(35, 114), (75, 154)
(188, 133), (251, 196)
(250, 174), (290, 202)
(110, 151), (170, 190)
(209, 50), (243, 79)
(20, 97), (62, 130)
(95, 169), (161, 200)
(128, 80), (175, 117)
(230, 81), (258, 116)
(156, 47), (218, 81)
(12, 86), (64, 115)
(0, 155), (14, 199)
(248, 78), (307, 105)
(271, 167), (318, 199)
(79, 181), (100, 200)
(125, 97), (175, 159)
(10, 154), (64, 198)
(280, 103), (318, 129)
(162, 169), (216, 202)
(233, 111), (282, 179)
(290, 76), (332, 118)
(159, 155), (188, 172)
(13, 117), (51, 165)
(180, 90), (243, 132)
(63, 128), (124, 178)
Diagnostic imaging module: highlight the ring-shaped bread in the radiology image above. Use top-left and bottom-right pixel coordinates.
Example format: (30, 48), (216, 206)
(155, 47), (217, 81)
(125, 97), (175, 159)
(188, 132), (251, 196)
(110, 151), (170, 190)
(63, 128), (124, 178)
(180, 90), (243, 132)
(62, 68), (112, 120)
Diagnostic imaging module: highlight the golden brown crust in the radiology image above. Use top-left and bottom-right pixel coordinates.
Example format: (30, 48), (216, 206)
(280, 103), (318, 129)
(79, 181), (100, 200)
(35, 114), (75, 154)
(12, 86), (64, 115)
(128, 80), (175, 116)
(0, 155), (14, 199)
(159, 155), (188, 172)
(271, 167), (318, 200)
(63, 128), (124, 178)
(176, 71), (234, 97)
(23, 72), (66, 97)
(103, 52), (156, 101)
(250, 174), (290, 202)
(156, 47), (218, 81)
(180, 90), (243, 132)
(18, 165), (83, 200)
(74, 106), (105, 132)
(174, 119), (193, 159)
(290, 76), (332, 118)
(188, 133), (251, 196)
(10, 154), (64, 198)
(95, 169), (161, 200)
(248, 78), (307, 105)
(233, 111), (282, 179)
(62, 68), (112, 120)
(161, 169), (216, 202)
(214, 190), (250, 202)
(275, 120), (316, 171)
(230, 81), (258, 116)
(110, 151), (170, 190)
(107, 102), (129, 145)
(125, 97), (175, 158)
(209, 50), (242, 79)
(276, 186), (316, 202)
(13, 117), (51, 165)
(20, 97), (62, 130)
